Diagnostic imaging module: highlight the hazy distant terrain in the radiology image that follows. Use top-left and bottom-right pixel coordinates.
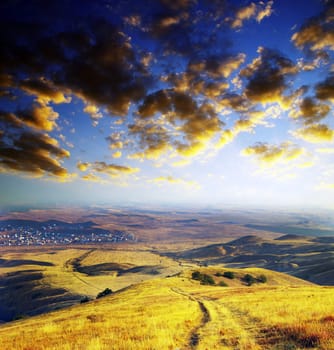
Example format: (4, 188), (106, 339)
(1, 206), (333, 245)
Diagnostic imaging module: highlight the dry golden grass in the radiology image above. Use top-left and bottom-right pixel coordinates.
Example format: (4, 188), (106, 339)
(180, 267), (334, 349)
(0, 247), (182, 297)
(1, 256), (333, 349)
(0, 278), (201, 350)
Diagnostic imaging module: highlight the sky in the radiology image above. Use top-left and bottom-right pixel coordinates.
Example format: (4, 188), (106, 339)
(0, 0), (334, 210)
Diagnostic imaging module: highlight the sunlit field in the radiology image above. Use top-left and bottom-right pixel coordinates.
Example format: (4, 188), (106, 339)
(0, 278), (201, 350)
(1, 268), (333, 350)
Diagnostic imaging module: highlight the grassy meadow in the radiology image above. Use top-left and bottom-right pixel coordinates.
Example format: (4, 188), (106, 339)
(0, 264), (333, 349)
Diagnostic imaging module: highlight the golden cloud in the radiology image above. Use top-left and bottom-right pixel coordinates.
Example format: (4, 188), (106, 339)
(242, 142), (304, 165)
(315, 74), (334, 102)
(138, 90), (171, 118)
(94, 161), (139, 176)
(129, 121), (171, 160)
(109, 141), (124, 150)
(230, 1), (273, 29)
(0, 128), (70, 178)
(84, 104), (103, 124)
(112, 151), (122, 159)
(292, 6), (334, 52)
(293, 124), (334, 143)
(151, 175), (200, 188)
(290, 97), (330, 125)
(240, 47), (298, 105)
(133, 90), (225, 159)
(188, 53), (245, 79)
(17, 103), (59, 132)
(171, 158), (192, 167)
(81, 173), (104, 182)
(215, 129), (235, 148)
(77, 162), (90, 172)
(230, 3), (256, 29)
(256, 1), (274, 22)
(20, 78), (71, 105)
(176, 141), (205, 157)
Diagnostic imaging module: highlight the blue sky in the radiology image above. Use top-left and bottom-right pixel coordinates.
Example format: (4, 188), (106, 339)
(0, 0), (334, 209)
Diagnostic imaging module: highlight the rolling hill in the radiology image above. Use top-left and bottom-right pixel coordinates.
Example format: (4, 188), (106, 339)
(170, 234), (334, 285)
(0, 247), (181, 323)
(0, 268), (333, 350)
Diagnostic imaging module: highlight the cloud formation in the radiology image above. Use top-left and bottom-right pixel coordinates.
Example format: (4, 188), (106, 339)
(293, 124), (334, 143)
(77, 161), (139, 180)
(315, 74), (334, 102)
(0, 0), (333, 194)
(292, 3), (334, 53)
(240, 47), (298, 105)
(0, 114), (70, 178)
(291, 97), (330, 125)
(229, 1), (273, 29)
(151, 175), (200, 188)
(242, 142), (304, 165)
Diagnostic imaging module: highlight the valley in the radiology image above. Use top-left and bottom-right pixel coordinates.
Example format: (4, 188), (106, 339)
(0, 207), (333, 349)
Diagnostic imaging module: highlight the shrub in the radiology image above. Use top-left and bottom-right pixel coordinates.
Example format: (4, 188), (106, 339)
(96, 288), (113, 299)
(215, 272), (223, 277)
(200, 274), (215, 285)
(219, 280), (228, 287)
(80, 296), (91, 303)
(191, 271), (201, 280)
(191, 271), (215, 285)
(243, 274), (256, 286)
(257, 274), (267, 283)
(223, 271), (235, 279)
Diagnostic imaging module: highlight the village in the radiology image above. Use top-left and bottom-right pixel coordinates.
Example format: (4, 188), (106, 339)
(0, 220), (136, 246)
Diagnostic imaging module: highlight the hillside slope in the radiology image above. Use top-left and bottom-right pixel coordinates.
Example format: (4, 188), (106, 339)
(171, 234), (334, 285)
(0, 247), (181, 322)
(0, 268), (333, 350)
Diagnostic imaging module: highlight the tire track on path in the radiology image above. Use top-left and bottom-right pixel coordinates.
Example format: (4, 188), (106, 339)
(171, 287), (211, 349)
(171, 287), (267, 349)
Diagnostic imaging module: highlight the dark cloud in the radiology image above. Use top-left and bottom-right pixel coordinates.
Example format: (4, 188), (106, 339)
(138, 90), (171, 118)
(219, 93), (250, 112)
(0, 111), (70, 178)
(294, 97), (330, 125)
(2, 0), (329, 181)
(188, 53), (245, 79)
(133, 89), (224, 158)
(20, 78), (70, 104)
(292, 1), (334, 53)
(16, 103), (59, 132)
(0, 5), (149, 116)
(315, 74), (334, 102)
(0, 0), (152, 178)
(240, 47), (298, 105)
(129, 121), (171, 160)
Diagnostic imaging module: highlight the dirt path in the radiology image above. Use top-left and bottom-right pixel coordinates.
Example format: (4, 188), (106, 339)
(171, 288), (211, 349)
(171, 287), (267, 349)
(188, 300), (211, 348)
